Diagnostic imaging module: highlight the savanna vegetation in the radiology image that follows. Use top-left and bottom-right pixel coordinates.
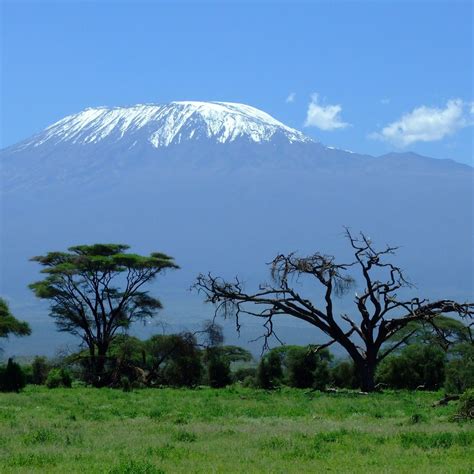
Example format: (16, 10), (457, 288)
(0, 386), (473, 473)
(0, 236), (472, 472)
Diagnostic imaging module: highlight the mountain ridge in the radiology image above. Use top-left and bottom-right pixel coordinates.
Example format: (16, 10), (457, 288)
(7, 101), (314, 153)
(2, 101), (470, 173)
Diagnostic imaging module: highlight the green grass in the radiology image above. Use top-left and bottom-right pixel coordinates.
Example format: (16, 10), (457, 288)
(0, 386), (472, 473)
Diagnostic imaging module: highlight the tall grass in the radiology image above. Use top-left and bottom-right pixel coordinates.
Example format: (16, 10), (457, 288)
(0, 386), (471, 473)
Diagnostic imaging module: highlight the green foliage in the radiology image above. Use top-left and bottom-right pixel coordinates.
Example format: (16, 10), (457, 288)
(285, 346), (332, 390)
(377, 344), (446, 389)
(232, 367), (257, 383)
(0, 358), (26, 392)
(69, 332), (253, 389)
(202, 340), (251, 388)
(286, 348), (315, 388)
(45, 368), (72, 388)
(29, 244), (178, 386)
(31, 356), (50, 385)
(388, 316), (471, 352)
(109, 335), (146, 363)
(206, 349), (231, 388)
(157, 334), (202, 387)
(217, 345), (253, 363)
(109, 459), (164, 474)
(256, 345), (332, 390)
(399, 431), (472, 449)
(331, 360), (359, 389)
(0, 297), (31, 339)
(173, 430), (197, 443)
(256, 350), (283, 389)
(456, 389), (474, 420)
(164, 356), (202, 388)
(146, 333), (202, 387)
(121, 376), (132, 392)
(0, 386), (471, 472)
(444, 343), (474, 394)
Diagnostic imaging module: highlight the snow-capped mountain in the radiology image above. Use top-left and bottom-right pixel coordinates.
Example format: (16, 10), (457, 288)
(0, 101), (472, 356)
(12, 101), (313, 152)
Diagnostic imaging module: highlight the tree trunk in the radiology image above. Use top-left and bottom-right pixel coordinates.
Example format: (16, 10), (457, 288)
(357, 360), (377, 392)
(86, 343), (109, 387)
(94, 344), (108, 387)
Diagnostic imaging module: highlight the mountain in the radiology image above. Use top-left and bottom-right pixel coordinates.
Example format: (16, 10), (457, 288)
(1, 101), (472, 356)
(12, 101), (312, 150)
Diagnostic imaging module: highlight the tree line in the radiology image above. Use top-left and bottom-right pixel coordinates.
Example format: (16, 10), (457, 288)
(1, 232), (472, 393)
(1, 323), (472, 394)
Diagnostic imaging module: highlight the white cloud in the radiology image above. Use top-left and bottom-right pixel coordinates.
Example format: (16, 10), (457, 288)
(304, 93), (350, 131)
(381, 98), (390, 105)
(286, 92), (296, 103)
(370, 99), (471, 147)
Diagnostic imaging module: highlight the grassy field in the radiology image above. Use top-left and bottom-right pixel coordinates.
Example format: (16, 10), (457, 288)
(0, 386), (472, 473)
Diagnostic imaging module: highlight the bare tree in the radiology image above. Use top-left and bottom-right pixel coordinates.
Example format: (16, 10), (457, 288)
(195, 229), (473, 392)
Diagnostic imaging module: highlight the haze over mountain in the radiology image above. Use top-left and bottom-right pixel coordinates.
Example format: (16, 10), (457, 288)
(1, 101), (472, 356)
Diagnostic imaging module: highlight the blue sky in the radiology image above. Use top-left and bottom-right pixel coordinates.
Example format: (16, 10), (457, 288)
(1, 1), (472, 164)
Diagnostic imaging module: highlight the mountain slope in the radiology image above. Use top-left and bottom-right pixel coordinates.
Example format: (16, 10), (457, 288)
(10, 101), (313, 152)
(0, 101), (472, 356)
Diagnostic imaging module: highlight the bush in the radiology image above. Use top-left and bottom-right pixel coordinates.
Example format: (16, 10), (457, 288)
(232, 367), (257, 383)
(207, 352), (231, 388)
(31, 356), (50, 385)
(0, 358), (26, 392)
(331, 360), (359, 389)
(457, 389), (474, 420)
(148, 333), (202, 387)
(376, 344), (446, 390)
(256, 351), (283, 389)
(121, 376), (132, 392)
(164, 356), (202, 387)
(45, 368), (72, 388)
(242, 375), (256, 388)
(286, 347), (332, 390)
(286, 348), (315, 388)
(444, 343), (474, 394)
(313, 358), (332, 391)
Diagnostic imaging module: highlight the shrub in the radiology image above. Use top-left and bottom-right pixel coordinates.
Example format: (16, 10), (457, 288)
(376, 344), (445, 390)
(207, 352), (231, 388)
(286, 349), (315, 388)
(313, 359), (332, 391)
(173, 430), (197, 442)
(148, 333), (202, 387)
(45, 368), (72, 388)
(331, 360), (359, 389)
(256, 351), (283, 389)
(0, 358), (26, 392)
(457, 389), (474, 420)
(286, 347), (332, 390)
(31, 356), (50, 385)
(163, 356), (202, 387)
(242, 375), (256, 388)
(444, 343), (474, 394)
(109, 459), (164, 474)
(232, 367), (257, 383)
(121, 376), (132, 392)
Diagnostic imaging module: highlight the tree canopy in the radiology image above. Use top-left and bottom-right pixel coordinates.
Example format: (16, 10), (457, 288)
(29, 243), (178, 385)
(387, 315), (472, 352)
(0, 298), (31, 340)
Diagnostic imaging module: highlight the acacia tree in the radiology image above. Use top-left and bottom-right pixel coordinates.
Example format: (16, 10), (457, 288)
(0, 297), (31, 341)
(30, 244), (178, 386)
(388, 315), (472, 353)
(195, 230), (473, 392)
